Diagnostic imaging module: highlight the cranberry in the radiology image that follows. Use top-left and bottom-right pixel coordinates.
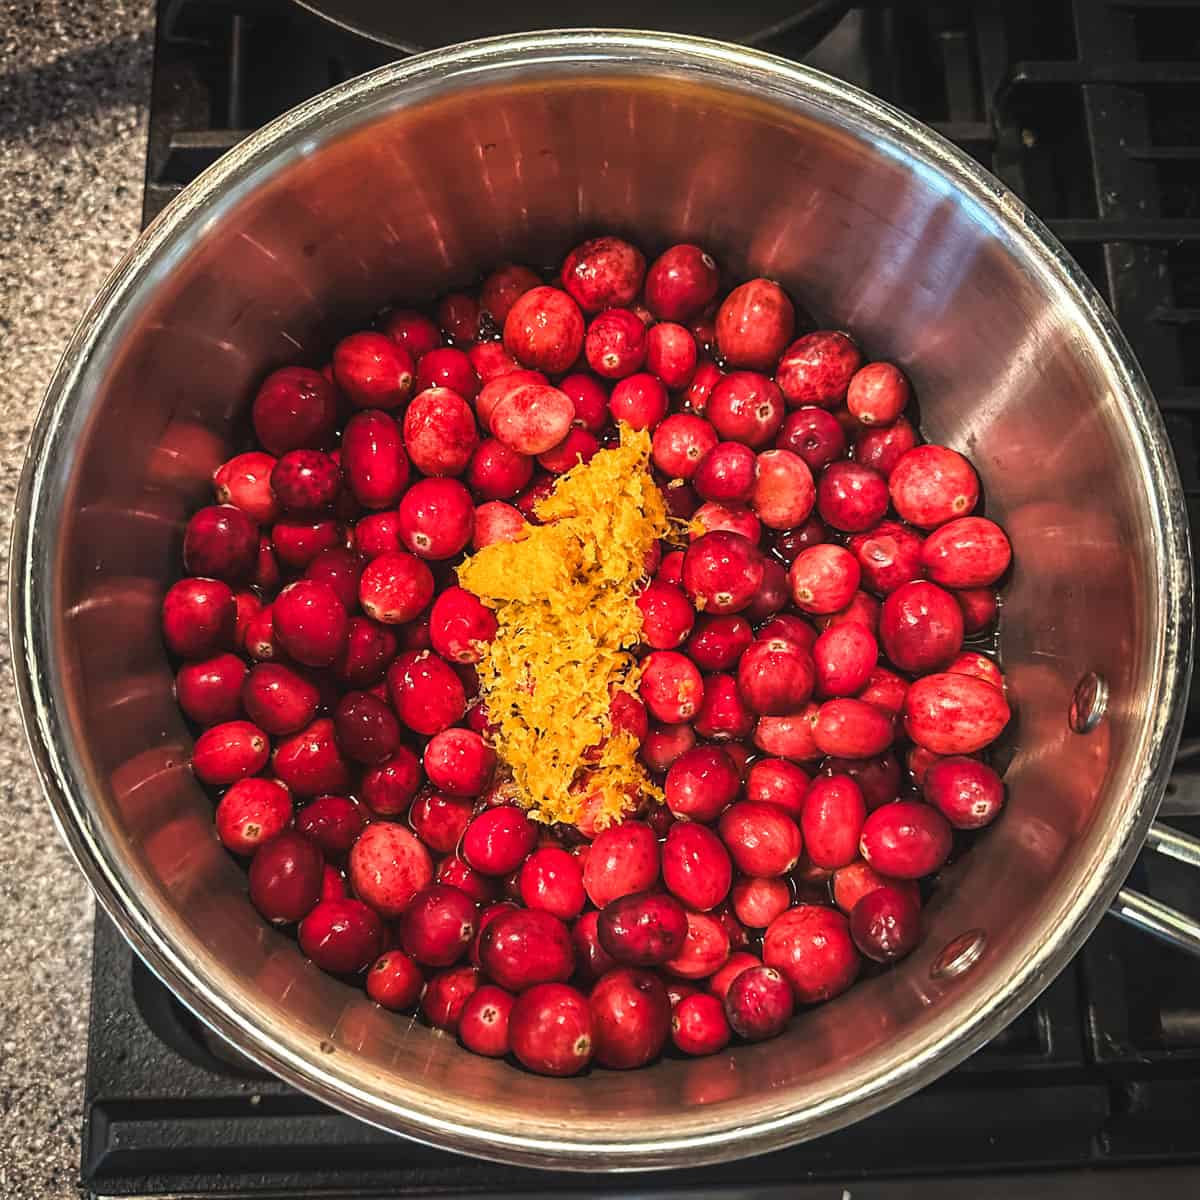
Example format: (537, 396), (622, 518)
(583, 820), (660, 907)
(248, 830), (324, 923)
(639, 722), (697, 774)
(661, 822), (733, 911)
(473, 500), (526, 548)
(656, 549), (685, 587)
(503, 286), (585, 374)
(423, 728), (495, 797)
(851, 885), (922, 962)
(513, 847), (583, 921)
(800, 774), (866, 869)
(571, 910), (618, 985)
(182, 505), (258, 584)
(859, 800), (952, 878)
(477, 907), (575, 991)
(270, 515), (345, 570)
(300, 548), (360, 614)
(664, 746), (739, 822)
(405, 790), (469, 854)
(637, 649), (703, 723)
(889, 444), (980, 528)
(661, 480), (699, 520)
(847, 361), (910, 425)
(948, 651), (1004, 691)
(773, 516), (827, 562)
(664, 910), (731, 979)
(299, 898), (383, 974)
(295, 794), (362, 859)
(683, 360), (723, 414)
(815, 461), (889, 534)
(328, 617), (394, 689)
(923, 755), (1005, 829)
(812, 622), (878, 698)
(476, 368), (548, 433)
(462, 805), (538, 876)
(682, 531), (763, 615)
(584, 307), (647, 378)
(588, 966), (671, 1069)
(715, 279), (795, 371)
(692, 673), (754, 741)
(321, 861), (349, 899)
(730, 876), (792, 928)
(775, 331), (861, 408)
(707, 372), (785, 448)
(763, 904), (860, 1004)
(538, 427), (600, 474)
(426, 587), (496, 664)
(354, 511), (404, 560)
(690, 501), (760, 545)
(879, 580), (964, 674)
(398, 884), (477, 967)
(268, 449), (339, 512)
(957, 586), (999, 634)
(650, 414), (717, 481)
(348, 822), (434, 919)
(438, 292), (481, 344)
(645, 322), (699, 390)
(437, 854), (499, 904)
(466, 438), (533, 501)
(331, 690), (399, 764)
(333, 331), (414, 409)
(191, 720), (268, 786)
(693, 440), (755, 503)
(421, 964), (481, 1032)
(252, 366), (337, 455)
(266, 580), (346, 669)
(367, 949), (425, 1010)
(381, 309), (442, 360)
(789, 544), (860, 614)
(459, 983), (515, 1056)
(598, 891), (688, 966)
(561, 236), (646, 312)
(400, 387), (477, 477)
(386, 650), (465, 736)
(724, 964), (794, 1042)
(360, 746), (423, 816)
(509, 982), (593, 1076)
(718, 802), (802, 877)
(757, 613), (818, 652)
(213, 451), (279, 524)
(240, 662), (318, 736)
(604, 371), (666, 431)
(397, 478), (474, 559)
(645, 244), (720, 321)
(746, 557), (790, 618)
(704, 951), (758, 1002)
(745, 758), (810, 817)
(749, 450), (815, 532)
(858, 669), (908, 720)
(832, 859), (915, 913)
(919, 516), (1012, 588)
(813, 698), (894, 758)
(851, 413), (913, 475)
(214, 777), (292, 855)
(819, 588), (881, 636)
(243, 603), (279, 662)
(686, 614), (753, 671)
(481, 263), (541, 323)
(491, 382), (576, 456)
(636, 580), (695, 650)
(672, 991), (731, 1056)
(776, 406), (848, 473)
(823, 751), (902, 811)
(175, 652), (246, 726)
(415, 347), (480, 401)
(737, 636), (816, 716)
(845, 520), (923, 596)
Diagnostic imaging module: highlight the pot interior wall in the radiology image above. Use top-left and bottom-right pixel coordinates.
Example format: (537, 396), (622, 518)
(40, 56), (1169, 1159)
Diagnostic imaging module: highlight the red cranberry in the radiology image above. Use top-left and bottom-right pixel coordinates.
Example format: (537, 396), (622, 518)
(750, 449), (816, 531)
(652, 413), (718, 480)
(694, 440), (756, 503)
(639, 723), (697, 774)
(847, 361), (910, 425)
(853, 415), (918, 477)
(716, 279), (795, 370)
(349, 822), (434, 919)
(672, 991), (731, 1056)
(239, 662), (316, 736)
(467, 438), (534, 501)
(690, 501), (761, 546)
(509, 982), (593, 1076)
(889, 445), (980, 528)
(567, 911), (616, 986)
(683, 360), (723, 415)
(423, 728), (495, 797)
(299, 898), (383, 974)
(503, 286), (585, 373)
(270, 515), (345, 570)
(354, 513), (404, 562)
(473, 500), (526, 548)
(183, 505), (258, 584)
(818, 588), (881, 636)
(252, 366), (337, 455)
(228, 584), (264, 649)
(583, 820), (660, 907)
(731, 876), (792, 928)
(705, 951), (758, 1002)
(823, 751), (901, 811)
(718, 802), (802, 877)
(427, 587), (497, 664)
(684, 614), (751, 672)
(248, 830), (324, 922)
(459, 983), (515, 1056)
(948, 651), (1004, 692)
(745, 758), (809, 817)
(775, 331), (861, 408)
(737, 636), (816, 717)
(269, 449), (340, 512)
(175, 653), (245, 726)
(692, 673), (754, 741)
(421, 965), (481, 1032)
(707, 372), (785, 448)
(813, 698), (894, 758)
(323, 862), (348, 901)
(215, 777), (292, 855)
(214, 451), (279, 524)
(589, 967), (671, 1069)
(367, 949), (425, 1010)
(537, 427), (600, 473)
(645, 244), (720, 321)
(682, 531), (764, 615)
(333, 331), (414, 409)
(359, 746), (423, 816)
(242, 603), (278, 662)
(764, 904), (860, 1004)
(561, 236), (646, 313)
(598, 891), (688, 966)
(664, 910), (731, 980)
(401, 387), (478, 477)
(664, 746), (739, 822)
(162, 577), (237, 660)
(920, 516), (1012, 588)
(462, 805), (538, 876)
(657, 549), (685, 587)
(754, 704), (822, 763)
(859, 800), (952, 878)
(638, 649), (704, 723)
(633, 580), (692, 650)
(776, 406), (847, 473)
(438, 854), (499, 904)
(813, 622), (878, 698)
(381, 309), (442, 360)
(846, 520), (924, 596)
(438, 292), (481, 344)
(585, 307), (647, 378)
(605, 372), (666, 431)
(907, 745), (944, 787)
(398, 884), (477, 967)
(880, 580), (964, 674)
(514, 847), (583, 921)
(415, 347), (480, 401)
(191, 720), (268, 786)
(789, 545), (860, 614)
(478, 908), (575, 992)
(548, 373), (604, 433)
(329, 617), (395, 689)
(851, 885), (922, 963)
(397, 478), (474, 559)
(817, 461), (890, 533)
(481, 263), (541, 323)
(725, 965), (794, 1042)
(859, 667), (909, 718)
(406, 790), (470, 854)
(645, 322), (699, 390)
(268, 583), (346, 670)
(330, 690), (399, 765)
(662, 822), (733, 911)
(386, 650), (466, 736)
(302, 548), (362, 613)
(923, 755), (1005, 829)
(801, 774), (867, 869)
(956, 587), (998, 634)
(831, 859), (914, 913)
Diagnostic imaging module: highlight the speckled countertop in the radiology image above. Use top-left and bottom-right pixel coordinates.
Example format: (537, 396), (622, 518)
(0, 2), (153, 1195)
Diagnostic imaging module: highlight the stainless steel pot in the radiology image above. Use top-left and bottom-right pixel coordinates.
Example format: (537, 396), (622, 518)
(10, 30), (1195, 1170)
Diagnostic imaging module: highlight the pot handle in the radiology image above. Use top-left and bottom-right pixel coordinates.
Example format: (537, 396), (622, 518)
(1108, 821), (1200, 956)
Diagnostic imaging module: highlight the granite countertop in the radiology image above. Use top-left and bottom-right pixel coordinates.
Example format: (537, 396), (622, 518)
(0, 2), (153, 1195)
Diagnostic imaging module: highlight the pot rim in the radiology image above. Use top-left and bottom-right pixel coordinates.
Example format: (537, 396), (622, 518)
(9, 29), (1194, 1170)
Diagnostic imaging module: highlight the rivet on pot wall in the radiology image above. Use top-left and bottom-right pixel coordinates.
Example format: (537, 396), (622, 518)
(1069, 672), (1109, 734)
(930, 930), (987, 980)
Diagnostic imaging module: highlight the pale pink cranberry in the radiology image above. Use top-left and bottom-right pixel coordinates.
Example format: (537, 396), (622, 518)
(215, 777), (292, 855)
(557, 372), (609, 432)
(651, 413), (719, 480)
(801, 774), (866, 869)
(682, 531), (764, 615)
(956, 587), (999, 634)
(672, 991), (731, 1055)
(475, 368), (548, 433)
(252, 366), (337, 455)
(847, 361), (910, 425)
(213, 451), (279, 524)
(248, 830), (324, 923)
(847, 520), (925, 595)
(461, 804), (538, 876)
(715, 279), (795, 370)
(538, 427), (600, 473)
(774, 331), (861, 407)
(645, 322), (699, 390)
(397, 478), (474, 559)
(503, 286), (585, 373)
(776, 406), (847, 472)
(381, 309), (442, 359)
(947, 651), (1005, 691)
(730, 876), (792, 928)
(923, 755), (1005, 829)
(860, 800), (952, 879)
(585, 307), (647, 378)
(437, 292), (481, 344)
(333, 331), (414, 409)
(817, 461), (889, 533)
(477, 907), (575, 991)
(853, 415), (918, 477)
(763, 904), (860, 1004)
(481, 263), (542, 323)
(664, 910), (732, 980)
(467, 438), (533, 500)
(561, 236), (646, 313)
(402, 387), (479, 476)
(608, 372), (669, 430)
(241, 662), (318, 735)
(813, 698), (894, 758)
(421, 964), (481, 1032)
(692, 673), (754, 741)
(387, 650), (467, 736)
(880, 580), (964, 673)
(192, 720), (269, 786)
(272, 717), (353, 797)
(295, 795), (363, 859)
(491, 383), (576, 455)
(851, 885), (922, 962)
(459, 983), (515, 1056)
(636, 649), (703, 723)
(333, 690), (401, 765)
(367, 948), (425, 1010)
(636, 580), (695, 649)
(889, 445), (980, 528)
(183, 505), (258, 584)
(423, 728), (495, 797)
(645, 244), (720, 321)
(415, 346), (481, 401)
(707, 372), (785, 448)
(823, 751), (901, 811)
(725, 965), (794, 1042)
(751, 448), (816, 530)
(813, 622), (878, 698)
(919, 516), (1012, 588)
(348, 822), (433, 919)
(473, 500), (526, 548)
(175, 653), (245, 726)
(509, 982), (593, 1076)
(718, 802), (802, 877)
(789, 544), (861, 614)
(745, 758), (809, 817)
(663, 822), (733, 911)
(398, 883), (477, 968)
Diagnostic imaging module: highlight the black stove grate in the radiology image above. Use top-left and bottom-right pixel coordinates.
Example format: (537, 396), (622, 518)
(89, 1), (1200, 1195)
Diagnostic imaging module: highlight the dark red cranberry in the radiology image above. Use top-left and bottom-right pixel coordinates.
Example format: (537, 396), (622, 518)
(589, 967), (671, 1069)
(561, 236), (646, 313)
(775, 331), (861, 408)
(461, 805), (538, 876)
(477, 908), (575, 992)
(773, 515), (827, 562)
(758, 613), (819, 654)
(387, 650), (467, 736)
(853, 414), (918, 477)
(348, 821), (434, 919)
(585, 307), (647, 378)
(686, 613), (753, 671)
(645, 243), (720, 321)
(775, 405), (847, 472)
(850, 884), (922, 962)
(333, 690), (401, 765)
(398, 883), (478, 967)
(664, 746), (740, 822)
(397, 477), (474, 559)
(715, 279), (795, 371)
(252, 366), (337, 455)
(847, 520), (924, 596)
(763, 904), (860, 1004)
(817, 461), (890, 533)
(437, 292), (481, 344)
(330, 617), (397, 688)
(248, 830), (324, 923)
(270, 449), (340, 512)
(238, 663), (315, 736)
(295, 794), (362, 859)
(333, 331), (414, 409)
(662, 822), (733, 912)
(847, 361), (910, 425)
(823, 751), (901, 812)
(270, 515), (345, 571)
(341, 409), (410, 511)
(467, 438), (534, 501)
(956, 586), (998, 634)
(162, 577), (237, 660)
(737, 636), (816, 716)
(183, 505), (258, 583)
(880, 580), (964, 673)
(684, 359), (724, 416)
(360, 746), (423, 817)
(903, 672), (1010, 755)
(437, 855), (499, 904)
(421, 964), (481, 1032)
(458, 983), (515, 1056)
(598, 891), (688, 966)
(672, 991), (731, 1056)
(408, 790), (473, 854)
(381, 308), (442, 359)
(889, 444), (980, 528)
(299, 898), (383, 974)
(366, 949), (425, 1010)
(694, 440), (756, 503)
(725, 965), (795, 1041)
(481, 262), (542, 323)
(414, 346), (480, 401)
(509, 982), (594, 1076)
(538, 426), (597, 476)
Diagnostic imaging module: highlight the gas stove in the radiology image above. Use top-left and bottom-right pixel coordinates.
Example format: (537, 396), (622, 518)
(85, 1), (1200, 1195)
